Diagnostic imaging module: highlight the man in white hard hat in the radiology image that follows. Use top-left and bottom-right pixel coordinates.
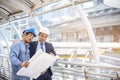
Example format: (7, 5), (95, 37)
(29, 27), (56, 80)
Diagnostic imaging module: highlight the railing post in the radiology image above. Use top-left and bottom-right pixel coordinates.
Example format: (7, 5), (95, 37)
(84, 67), (87, 80)
(117, 72), (120, 80)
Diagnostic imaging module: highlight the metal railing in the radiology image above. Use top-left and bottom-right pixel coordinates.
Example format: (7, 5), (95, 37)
(0, 54), (11, 80)
(1, 50), (120, 80)
(100, 55), (120, 66)
(52, 59), (120, 80)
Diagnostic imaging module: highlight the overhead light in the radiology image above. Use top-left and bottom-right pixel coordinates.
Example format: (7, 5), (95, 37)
(103, 0), (120, 8)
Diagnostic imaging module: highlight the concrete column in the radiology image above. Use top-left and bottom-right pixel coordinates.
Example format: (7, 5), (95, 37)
(113, 34), (119, 42)
(62, 32), (67, 42)
(76, 31), (80, 41)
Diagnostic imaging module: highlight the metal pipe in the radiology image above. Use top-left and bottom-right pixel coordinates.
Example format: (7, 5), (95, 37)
(33, 0), (89, 16)
(0, 30), (10, 52)
(74, 6), (100, 64)
(32, 17), (43, 29)
(52, 60), (119, 79)
(0, 0), (89, 26)
(10, 22), (22, 39)
(57, 60), (120, 71)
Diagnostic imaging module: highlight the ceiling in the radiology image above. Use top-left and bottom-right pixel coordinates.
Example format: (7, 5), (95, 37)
(0, 0), (61, 24)
(0, 0), (89, 25)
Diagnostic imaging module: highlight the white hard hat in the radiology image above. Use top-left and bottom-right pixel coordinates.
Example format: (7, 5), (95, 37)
(39, 27), (50, 35)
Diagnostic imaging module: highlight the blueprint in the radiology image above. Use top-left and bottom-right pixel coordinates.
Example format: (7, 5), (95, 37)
(17, 49), (58, 79)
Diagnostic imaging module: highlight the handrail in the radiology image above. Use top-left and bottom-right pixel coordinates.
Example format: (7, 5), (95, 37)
(52, 59), (120, 79)
(87, 71), (116, 78)
(0, 54), (9, 58)
(52, 67), (117, 79)
(57, 60), (120, 71)
(100, 55), (120, 66)
(52, 42), (120, 48)
(0, 54), (11, 80)
(101, 55), (120, 61)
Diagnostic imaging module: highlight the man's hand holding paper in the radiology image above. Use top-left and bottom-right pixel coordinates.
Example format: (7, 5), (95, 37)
(16, 49), (58, 79)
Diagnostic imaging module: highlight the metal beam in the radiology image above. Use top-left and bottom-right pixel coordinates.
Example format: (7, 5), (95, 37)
(33, 0), (60, 10)
(48, 12), (120, 33)
(10, 22), (22, 39)
(0, 5), (13, 13)
(32, 17), (43, 29)
(9, 0), (31, 13)
(0, 8), (9, 20)
(57, 60), (120, 71)
(0, 0), (90, 25)
(32, 0), (90, 16)
(0, 30), (10, 52)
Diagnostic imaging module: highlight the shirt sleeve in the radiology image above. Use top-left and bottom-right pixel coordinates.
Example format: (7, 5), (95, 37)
(9, 43), (22, 66)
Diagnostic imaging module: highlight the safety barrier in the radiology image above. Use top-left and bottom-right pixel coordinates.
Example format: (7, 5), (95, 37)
(52, 59), (120, 80)
(0, 48), (120, 80)
(0, 54), (11, 80)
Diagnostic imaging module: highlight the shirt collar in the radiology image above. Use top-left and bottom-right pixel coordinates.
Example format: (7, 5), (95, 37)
(38, 41), (45, 45)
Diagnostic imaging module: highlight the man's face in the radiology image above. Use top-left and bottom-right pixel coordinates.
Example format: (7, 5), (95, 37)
(38, 32), (48, 42)
(24, 33), (34, 43)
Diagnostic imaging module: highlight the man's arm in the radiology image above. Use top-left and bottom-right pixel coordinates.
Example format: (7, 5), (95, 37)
(9, 43), (22, 66)
(9, 43), (29, 68)
(50, 43), (56, 55)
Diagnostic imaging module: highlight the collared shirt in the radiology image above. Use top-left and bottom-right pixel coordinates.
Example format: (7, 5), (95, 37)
(36, 41), (46, 52)
(9, 40), (30, 80)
